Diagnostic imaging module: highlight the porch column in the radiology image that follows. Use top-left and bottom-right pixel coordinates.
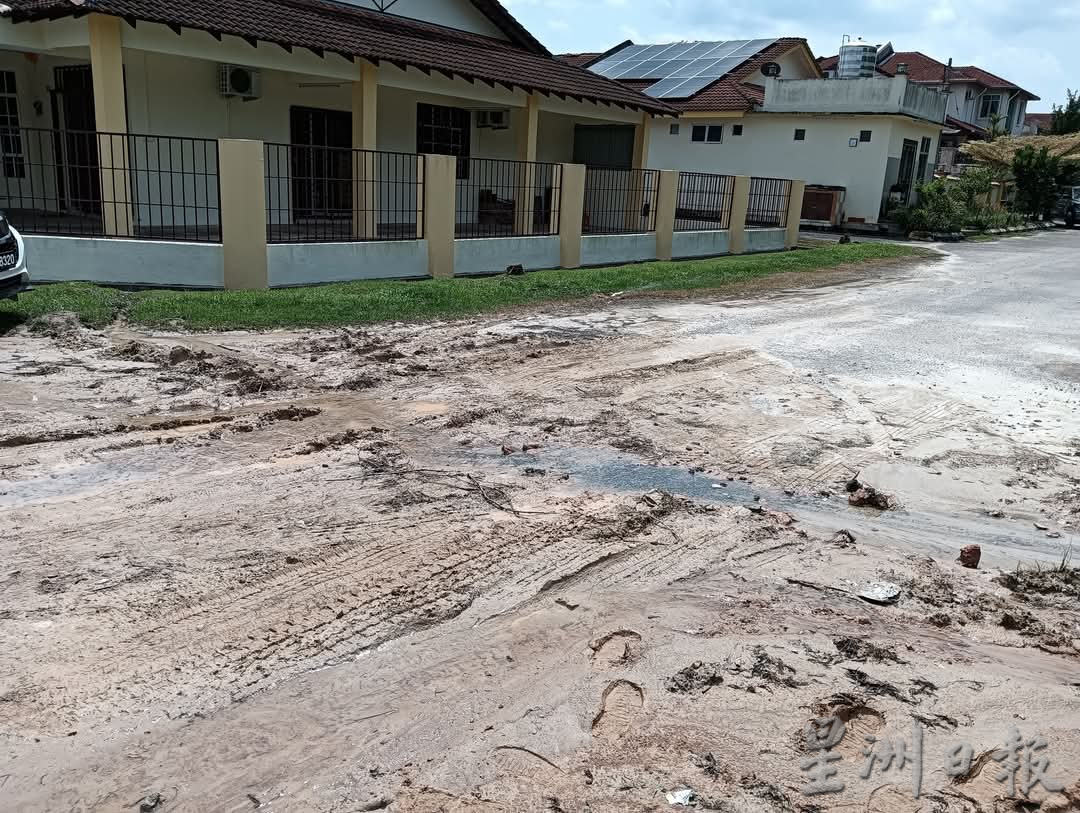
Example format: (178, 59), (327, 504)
(655, 170), (679, 261)
(631, 112), (651, 169)
(513, 93), (540, 236)
(352, 60), (378, 240)
(785, 180), (805, 249)
(219, 139), (268, 289)
(424, 154), (457, 278)
(558, 162), (586, 269)
(625, 112), (652, 232)
(88, 14), (132, 237)
(728, 175), (751, 255)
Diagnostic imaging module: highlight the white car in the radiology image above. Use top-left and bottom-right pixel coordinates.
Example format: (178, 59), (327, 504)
(0, 213), (29, 300)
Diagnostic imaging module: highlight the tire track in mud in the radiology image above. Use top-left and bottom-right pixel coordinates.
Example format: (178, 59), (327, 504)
(1, 490), (693, 731)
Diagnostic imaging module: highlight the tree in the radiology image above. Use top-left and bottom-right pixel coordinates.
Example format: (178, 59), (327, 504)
(1012, 146), (1061, 219)
(1051, 89), (1080, 135)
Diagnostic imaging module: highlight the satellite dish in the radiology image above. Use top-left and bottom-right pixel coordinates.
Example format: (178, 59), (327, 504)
(762, 62), (782, 78)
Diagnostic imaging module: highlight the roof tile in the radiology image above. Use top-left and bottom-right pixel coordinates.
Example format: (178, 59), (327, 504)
(6, 0), (676, 114)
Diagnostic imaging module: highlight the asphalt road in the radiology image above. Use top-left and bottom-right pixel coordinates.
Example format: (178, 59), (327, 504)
(687, 230), (1080, 452)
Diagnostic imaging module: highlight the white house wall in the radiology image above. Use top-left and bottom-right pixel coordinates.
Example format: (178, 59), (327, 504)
(649, 113), (939, 224)
(333, 0), (508, 39)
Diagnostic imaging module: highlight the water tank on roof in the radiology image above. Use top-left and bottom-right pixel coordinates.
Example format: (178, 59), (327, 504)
(837, 36), (878, 79)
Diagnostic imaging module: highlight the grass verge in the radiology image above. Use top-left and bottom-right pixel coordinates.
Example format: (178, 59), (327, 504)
(1, 243), (926, 332)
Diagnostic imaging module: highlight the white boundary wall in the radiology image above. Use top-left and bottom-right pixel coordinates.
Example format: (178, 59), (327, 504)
(268, 241), (427, 287)
(454, 236), (560, 276)
(26, 235), (224, 288)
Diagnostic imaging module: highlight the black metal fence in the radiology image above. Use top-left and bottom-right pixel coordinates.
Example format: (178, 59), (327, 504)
(675, 172), (734, 231)
(455, 157), (562, 238)
(747, 176), (792, 229)
(583, 167), (659, 235)
(264, 144), (424, 243)
(0, 127), (221, 242)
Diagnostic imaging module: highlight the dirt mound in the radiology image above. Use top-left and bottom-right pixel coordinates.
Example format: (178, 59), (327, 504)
(996, 565), (1080, 602)
(666, 661), (725, 694)
(29, 312), (106, 349)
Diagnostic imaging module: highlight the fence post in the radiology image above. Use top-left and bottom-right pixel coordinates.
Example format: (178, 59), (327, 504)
(728, 175), (751, 255)
(785, 180), (805, 249)
(655, 170), (679, 261)
(558, 163), (586, 269)
(423, 154), (457, 278)
(219, 139), (268, 290)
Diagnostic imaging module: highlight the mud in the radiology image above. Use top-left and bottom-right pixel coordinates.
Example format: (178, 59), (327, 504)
(2, 237), (1080, 811)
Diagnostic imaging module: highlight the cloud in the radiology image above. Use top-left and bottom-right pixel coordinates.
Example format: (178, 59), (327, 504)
(507, 0), (1070, 107)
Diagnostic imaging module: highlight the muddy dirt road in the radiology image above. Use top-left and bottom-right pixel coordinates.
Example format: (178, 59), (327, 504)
(2, 233), (1079, 812)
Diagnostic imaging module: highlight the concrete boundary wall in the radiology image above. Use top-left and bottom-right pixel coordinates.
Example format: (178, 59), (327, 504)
(21, 151), (804, 287)
(454, 236), (560, 277)
(580, 233), (657, 267)
(26, 235), (224, 288)
(671, 230), (731, 259)
(745, 228), (787, 254)
(268, 241), (428, 287)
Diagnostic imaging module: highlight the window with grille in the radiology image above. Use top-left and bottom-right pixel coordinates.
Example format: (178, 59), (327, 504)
(0, 71), (24, 179)
(860, 130), (873, 143)
(794, 128), (806, 141)
(732, 124), (743, 136)
(417, 103), (470, 179)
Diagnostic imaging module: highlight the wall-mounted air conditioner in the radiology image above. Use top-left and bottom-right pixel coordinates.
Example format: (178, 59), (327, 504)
(476, 109), (510, 130)
(219, 65), (262, 100)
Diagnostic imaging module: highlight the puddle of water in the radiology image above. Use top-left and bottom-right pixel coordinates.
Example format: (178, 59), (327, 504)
(0, 460), (159, 507)
(459, 445), (1073, 566)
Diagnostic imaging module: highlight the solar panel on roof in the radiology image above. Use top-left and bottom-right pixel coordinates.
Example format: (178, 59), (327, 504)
(591, 38), (778, 98)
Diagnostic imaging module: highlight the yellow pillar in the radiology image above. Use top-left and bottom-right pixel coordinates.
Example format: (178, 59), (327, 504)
(514, 93), (540, 236)
(631, 112), (650, 169)
(424, 154), (457, 278)
(785, 180), (805, 249)
(219, 139), (268, 289)
(729, 175), (751, 255)
(558, 162), (585, 269)
(352, 60), (378, 240)
(655, 169), (679, 261)
(88, 14), (132, 237)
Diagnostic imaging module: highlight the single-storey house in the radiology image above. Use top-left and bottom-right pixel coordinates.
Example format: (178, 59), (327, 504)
(0, 0), (809, 286)
(571, 38), (947, 227)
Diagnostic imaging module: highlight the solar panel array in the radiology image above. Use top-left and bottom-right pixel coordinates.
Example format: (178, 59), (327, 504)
(590, 39), (778, 99)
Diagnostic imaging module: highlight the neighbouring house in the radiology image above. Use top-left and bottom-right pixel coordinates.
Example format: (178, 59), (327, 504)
(820, 48), (1039, 174)
(570, 38), (946, 228)
(1024, 112), (1054, 135)
(0, 0), (801, 287)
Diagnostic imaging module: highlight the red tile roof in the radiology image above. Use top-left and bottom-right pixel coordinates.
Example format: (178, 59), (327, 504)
(5, 0), (677, 114)
(945, 116), (987, 138)
(817, 50), (1038, 101)
(558, 53), (602, 68)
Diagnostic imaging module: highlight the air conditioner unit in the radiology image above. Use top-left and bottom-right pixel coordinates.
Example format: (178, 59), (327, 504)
(219, 65), (262, 100)
(476, 109), (509, 130)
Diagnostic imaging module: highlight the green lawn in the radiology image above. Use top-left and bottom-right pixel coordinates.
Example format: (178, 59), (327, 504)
(1, 243), (926, 332)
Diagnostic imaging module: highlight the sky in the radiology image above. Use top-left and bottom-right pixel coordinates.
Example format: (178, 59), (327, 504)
(502, 0), (1074, 110)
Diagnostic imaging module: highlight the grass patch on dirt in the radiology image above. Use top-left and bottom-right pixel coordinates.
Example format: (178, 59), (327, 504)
(1, 243), (926, 332)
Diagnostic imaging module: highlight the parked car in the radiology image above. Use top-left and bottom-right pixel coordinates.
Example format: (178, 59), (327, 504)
(0, 212), (29, 300)
(1062, 186), (1080, 228)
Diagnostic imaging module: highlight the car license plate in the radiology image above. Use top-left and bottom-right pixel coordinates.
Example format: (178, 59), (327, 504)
(0, 251), (16, 270)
